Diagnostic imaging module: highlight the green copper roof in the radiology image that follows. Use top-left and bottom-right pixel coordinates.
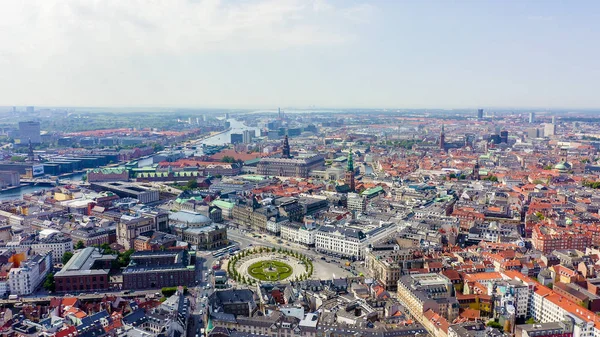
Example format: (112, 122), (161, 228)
(241, 175), (266, 182)
(87, 167), (127, 174)
(347, 149), (354, 172)
(212, 200), (235, 209)
(361, 185), (383, 197)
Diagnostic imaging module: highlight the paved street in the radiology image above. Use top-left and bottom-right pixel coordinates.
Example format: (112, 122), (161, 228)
(226, 227), (354, 279)
(0, 288), (162, 305)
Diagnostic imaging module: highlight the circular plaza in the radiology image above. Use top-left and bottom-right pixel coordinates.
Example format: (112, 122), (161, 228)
(227, 247), (313, 284)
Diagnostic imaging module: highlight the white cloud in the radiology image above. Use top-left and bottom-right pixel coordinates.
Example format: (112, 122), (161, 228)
(0, 0), (373, 58)
(343, 3), (377, 23)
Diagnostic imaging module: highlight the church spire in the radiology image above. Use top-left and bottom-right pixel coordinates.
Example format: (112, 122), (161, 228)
(345, 148), (355, 192)
(347, 148), (354, 172)
(28, 138), (34, 162)
(282, 135), (291, 158)
(439, 124), (445, 150)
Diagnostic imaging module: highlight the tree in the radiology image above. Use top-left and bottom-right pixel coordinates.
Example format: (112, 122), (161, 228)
(487, 321), (503, 329)
(535, 212), (545, 221)
(221, 156), (236, 163)
(185, 179), (198, 190)
(43, 273), (56, 292)
(162, 287), (177, 297)
(152, 143), (165, 152)
(525, 318), (537, 324)
(75, 241), (85, 250)
(118, 249), (135, 267)
(62, 251), (74, 264)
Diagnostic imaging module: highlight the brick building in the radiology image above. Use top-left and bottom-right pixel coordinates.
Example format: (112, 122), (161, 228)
(122, 250), (195, 289)
(55, 247), (116, 292)
(532, 225), (591, 254)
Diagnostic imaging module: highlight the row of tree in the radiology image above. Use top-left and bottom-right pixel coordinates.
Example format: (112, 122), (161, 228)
(226, 247), (314, 285)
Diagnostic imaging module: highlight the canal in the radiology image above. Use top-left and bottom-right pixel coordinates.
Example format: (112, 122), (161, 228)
(0, 172), (85, 201)
(200, 119), (261, 146)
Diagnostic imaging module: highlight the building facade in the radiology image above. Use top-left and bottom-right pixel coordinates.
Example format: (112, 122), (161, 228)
(8, 252), (52, 295)
(18, 121), (41, 144)
(396, 273), (459, 323)
(10, 234), (73, 264)
(257, 155), (324, 178)
(315, 226), (367, 260)
(117, 215), (157, 250)
(122, 250), (196, 289)
(280, 222), (316, 246)
(178, 224), (228, 250)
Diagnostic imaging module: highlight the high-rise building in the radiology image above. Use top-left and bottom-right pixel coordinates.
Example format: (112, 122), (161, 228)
(529, 112), (535, 124)
(242, 130), (255, 144)
(477, 109), (484, 120)
(439, 125), (445, 150)
(230, 133), (243, 144)
(527, 128), (543, 139)
(345, 149), (355, 192)
(544, 123), (556, 137)
(500, 130), (509, 143)
(18, 121), (41, 144)
(26, 106), (34, 114)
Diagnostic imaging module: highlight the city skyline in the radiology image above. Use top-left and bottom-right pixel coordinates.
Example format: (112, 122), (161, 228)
(1, 0), (599, 109)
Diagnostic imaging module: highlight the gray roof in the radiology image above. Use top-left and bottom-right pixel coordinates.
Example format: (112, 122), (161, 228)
(55, 247), (115, 277)
(169, 210), (212, 225)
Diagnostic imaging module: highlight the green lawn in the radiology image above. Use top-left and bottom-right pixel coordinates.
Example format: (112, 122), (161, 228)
(247, 260), (293, 281)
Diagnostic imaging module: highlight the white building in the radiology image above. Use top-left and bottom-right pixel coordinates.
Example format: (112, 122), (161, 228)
(315, 225), (367, 260)
(7, 234), (73, 264)
(347, 193), (366, 213)
(544, 123), (556, 137)
(266, 217), (289, 234)
(8, 252), (52, 295)
(491, 279), (532, 319)
(280, 222), (316, 246)
(504, 271), (600, 337)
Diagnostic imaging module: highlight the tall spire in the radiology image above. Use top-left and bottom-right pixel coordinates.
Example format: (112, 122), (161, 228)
(345, 148), (355, 192)
(282, 135), (291, 158)
(347, 149), (354, 172)
(439, 124), (445, 150)
(28, 138), (34, 162)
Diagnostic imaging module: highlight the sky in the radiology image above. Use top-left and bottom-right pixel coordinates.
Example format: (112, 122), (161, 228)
(0, 0), (599, 109)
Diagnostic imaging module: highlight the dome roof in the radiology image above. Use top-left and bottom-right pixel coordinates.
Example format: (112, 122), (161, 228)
(554, 162), (569, 171)
(170, 210), (212, 225)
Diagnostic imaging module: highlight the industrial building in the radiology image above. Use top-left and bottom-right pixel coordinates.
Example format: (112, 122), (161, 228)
(90, 181), (160, 204)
